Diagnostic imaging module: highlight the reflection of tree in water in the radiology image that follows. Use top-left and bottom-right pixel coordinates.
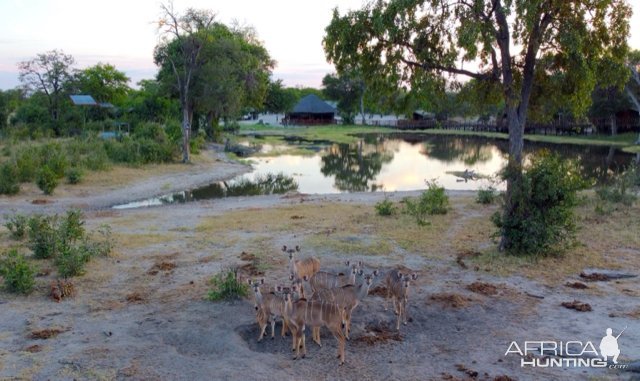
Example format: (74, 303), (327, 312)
(418, 136), (494, 165)
(321, 141), (393, 191)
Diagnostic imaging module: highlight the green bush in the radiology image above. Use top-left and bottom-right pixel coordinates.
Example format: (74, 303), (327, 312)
(28, 215), (60, 259)
(4, 213), (29, 240)
(36, 165), (58, 195)
(65, 167), (83, 184)
(206, 268), (249, 301)
(55, 244), (92, 278)
(492, 151), (588, 256)
(0, 249), (35, 294)
(83, 224), (114, 257)
(190, 132), (206, 155)
(375, 197), (397, 216)
(595, 165), (638, 207)
(0, 162), (20, 195)
(404, 180), (449, 225)
(15, 147), (39, 182)
(59, 209), (85, 244)
(476, 186), (499, 205)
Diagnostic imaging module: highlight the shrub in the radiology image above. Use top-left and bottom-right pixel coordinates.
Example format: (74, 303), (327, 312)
(190, 131), (206, 155)
(15, 147), (39, 182)
(404, 180), (449, 225)
(206, 268), (249, 301)
(36, 166), (58, 195)
(55, 244), (92, 278)
(83, 224), (114, 257)
(492, 151), (588, 256)
(59, 209), (85, 244)
(28, 215), (60, 259)
(595, 165), (638, 207)
(4, 213), (29, 240)
(0, 249), (35, 294)
(375, 197), (397, 216)
(0, 162), (20, 195)
(476, 186), (499, 205)
(65, 167), (83, 184)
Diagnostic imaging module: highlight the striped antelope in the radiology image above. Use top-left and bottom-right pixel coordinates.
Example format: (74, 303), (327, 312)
(312, 271), (378, 341)
(283, 286), (348, 365)
(383, 270), (418, 330)
(302, 264), (359, 296)
(284, 245), (320, 280)
(249, 279), (289, 341)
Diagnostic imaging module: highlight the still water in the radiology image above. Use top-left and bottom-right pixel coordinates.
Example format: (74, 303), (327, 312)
(113, 134), (634, 209)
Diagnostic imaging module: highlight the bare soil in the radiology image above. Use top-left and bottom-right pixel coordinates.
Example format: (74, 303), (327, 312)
(0, 147), (639, 380)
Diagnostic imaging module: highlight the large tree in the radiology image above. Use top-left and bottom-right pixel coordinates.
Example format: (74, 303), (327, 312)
(155, 4), (215, 162)
(322, 71), (365, 124)
(325, 0), (631, 249)
(73, 63), (130, 106)
(264, 79), (298, 114)
(18, 50), (75, 134)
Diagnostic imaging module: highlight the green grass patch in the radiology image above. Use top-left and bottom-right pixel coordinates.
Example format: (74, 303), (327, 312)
(206, 268), (249, 301)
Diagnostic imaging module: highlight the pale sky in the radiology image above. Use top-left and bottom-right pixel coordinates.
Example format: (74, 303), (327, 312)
(0, 0), (639, 90)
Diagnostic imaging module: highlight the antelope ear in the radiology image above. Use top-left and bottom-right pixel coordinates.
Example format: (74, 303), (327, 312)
(254, 305), (259, 311)
(246, 279), (253, 285)
(292, 285), (298, 292)
(397, 271), (403, 279)
(357, 269), (363, 276)
(373, 269), (379, 277)
(260, 278), (265, 285)
(282, 245), (287, 252)
(276, 285), (282, 292)
(289, 273), (295, 281)
(411, 273), (418, 281)
(358, 261), (363, 267)
(345, 260), (350, 266)
(295, 245), (300, 252)
(303, 275), (309, 281)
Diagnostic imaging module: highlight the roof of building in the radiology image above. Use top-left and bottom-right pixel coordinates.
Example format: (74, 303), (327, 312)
(291, 94), (335, 114)
(70, 95), (97, 106)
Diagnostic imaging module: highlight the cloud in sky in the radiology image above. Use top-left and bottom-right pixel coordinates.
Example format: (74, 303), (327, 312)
(1, 0), (639, 90)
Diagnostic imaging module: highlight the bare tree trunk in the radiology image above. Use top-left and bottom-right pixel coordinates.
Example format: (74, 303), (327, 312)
(182, 106), (191, 163)
(610, 115), (618, 136)
(625, 87), (640, 144)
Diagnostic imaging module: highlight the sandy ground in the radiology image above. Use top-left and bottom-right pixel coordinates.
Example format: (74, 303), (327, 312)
(0, 147), (639, 381)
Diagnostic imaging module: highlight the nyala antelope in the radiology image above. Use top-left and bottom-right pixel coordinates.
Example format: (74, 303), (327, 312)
(383, 270), (418, 330)
(283, 245), (320, 281)
(283, 286), (348, 365)
(312, 271), (378, 341)
(249, 279), (289, 341)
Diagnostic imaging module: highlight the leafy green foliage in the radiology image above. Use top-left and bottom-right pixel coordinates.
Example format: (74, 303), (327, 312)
(0, 249), (35, 294)
(4, 213), (29, 240)
(206, 268), (249, 301)
(55, 244), (92, 278)
(403, 180), (449, 226)
(36, 165), (58, 195)
(492, 152), (588, 256)
(375, 197), (397, 216)
(322, 71), (364, 124)
(65, 167), (83, 184)
(476, 187), (499, 205)
(595, 165), (639, 212)
(28, 215), (61, 259)
(0, 162), (20, 195)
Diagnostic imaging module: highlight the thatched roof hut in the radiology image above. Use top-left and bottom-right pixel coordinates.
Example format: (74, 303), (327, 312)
(286, 94), (335, 125)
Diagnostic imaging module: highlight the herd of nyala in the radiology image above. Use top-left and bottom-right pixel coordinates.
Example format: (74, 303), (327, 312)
(248, 245), (419, 365)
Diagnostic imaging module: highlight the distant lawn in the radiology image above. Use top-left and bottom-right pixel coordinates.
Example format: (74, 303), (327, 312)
(238, 123), (639, 149)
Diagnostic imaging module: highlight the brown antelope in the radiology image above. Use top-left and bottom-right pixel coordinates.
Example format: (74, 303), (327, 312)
(303, 264), (359, 295)
(284, 245), (320, 281)
(249, 279), (289, 341)
(283, 287), (348, 365)
(383, 270), (418, 330)
(312, 271), (378, 341)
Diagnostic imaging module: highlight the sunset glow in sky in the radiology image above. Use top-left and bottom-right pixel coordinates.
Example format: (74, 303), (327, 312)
(1, 0), (639, 90)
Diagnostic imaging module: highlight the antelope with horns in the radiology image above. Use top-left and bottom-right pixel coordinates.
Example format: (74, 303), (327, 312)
(283, 245), (320, 281)
(249, 279), (289, 341)
(283, 286), (348, 365)
(383, 270), (418, 330)
(312, 271), (378, 341)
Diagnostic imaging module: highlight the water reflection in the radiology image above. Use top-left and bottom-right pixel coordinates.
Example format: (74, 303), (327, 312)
(114, 134), (636, 208)
(320, 141), (393, 191)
